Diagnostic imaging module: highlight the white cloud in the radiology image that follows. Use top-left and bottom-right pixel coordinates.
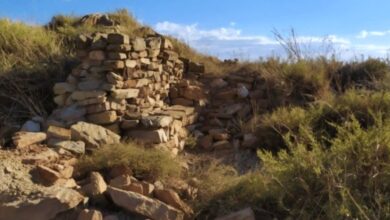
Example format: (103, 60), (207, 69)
(154, 21), (276, 44)
(154, 21), (390, 60)
(356, 30), (390, 39)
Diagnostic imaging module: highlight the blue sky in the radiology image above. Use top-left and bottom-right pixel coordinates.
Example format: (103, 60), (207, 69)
(1, 0), (390, 60)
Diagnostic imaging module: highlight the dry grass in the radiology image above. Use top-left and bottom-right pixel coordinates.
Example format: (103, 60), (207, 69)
(77, 142), (182, 181)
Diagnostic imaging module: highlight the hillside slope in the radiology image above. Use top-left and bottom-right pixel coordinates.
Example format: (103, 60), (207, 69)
(0, 10), (389, 220)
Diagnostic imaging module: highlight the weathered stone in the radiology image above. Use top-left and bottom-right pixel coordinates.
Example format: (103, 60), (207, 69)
(209, 128), (229, 141)
(54, 94), (68, 106)
(78, 80), (103, 91)
(109, 165), (133, 178)
(111, 89), (139, 99)
(215, 90), (237, 100)
(77, 96), (107, 106)
(71, 90), (106, 101)
(210, 78), (228, 88)
(161, 51), (178, 61)
(109, 174), (132, 189)
(90, 34), (107, 50)
(106, 72), (123, 83)
(82, 172), (107, 197)
(124, 78), (150, 88)
(108, 52), (127, 60)
(161, 37), (173, 49)
(56, 165), (74, 179)
(103, 122), (121, 134)
(71, 121), (120, 148)
(148, 49), (160, 57)
(77, 209), (103, 220)
(140, 57), (151, 65)
(237, 85), (249, 98)
(126, 129), (168, 144)
(54, 83), (76, 95)
(141, 115), (173, 128)
(107, 186), (184, 220)
(12, 132), (47, 148)
(52, 104), (86, 122)
(147, 37), (162, 49)
(0, 187), (84, 220)
(187, 62), (205, 73)
(104, 60), (125, 69)
(106, 44), (131, 52)
(219, 103), (243, 117)
(87, 111), (118, 124)
(124, 182), (144, 194)
(181, 85), (205, 100)
(48, 139), (85, 155)
(172, 98), (193, 106)
(47, 126), (71, 140)
(107, 33), (129, 44)
(120, 119), (139, 129)
(86, 102), (111, 114)
(140, 181), (155, 196)
(89, 50), (105, 61)
(125, 59), (137, 68)
(36, 165), (62, 185)
(199, 135), (213, 150)
(154, 189), (193, 215)
(215, 207), (255, 220)
(132, 37), (146, 51)
(21, 120), (41, 132)
(80, 14), (114, 26)
(212, 140), (232, 150)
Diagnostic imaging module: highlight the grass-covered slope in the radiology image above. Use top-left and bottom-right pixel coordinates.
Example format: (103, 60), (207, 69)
(0, 9), (389, 219)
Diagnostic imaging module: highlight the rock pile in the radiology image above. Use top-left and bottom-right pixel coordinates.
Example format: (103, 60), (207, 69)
(193, 72), (264, 152)
(74, 169), (194, 220)
(48, 32), (203, 154)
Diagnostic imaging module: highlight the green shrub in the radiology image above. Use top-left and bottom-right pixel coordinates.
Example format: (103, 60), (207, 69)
(77, 143), (182, 180)
(255, 106), (310, 151)
(197, 116), (390, 219)
(332, 58), (390, 91)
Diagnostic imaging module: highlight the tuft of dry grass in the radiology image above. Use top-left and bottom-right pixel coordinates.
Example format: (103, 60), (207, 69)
(77, 142), (182, 181)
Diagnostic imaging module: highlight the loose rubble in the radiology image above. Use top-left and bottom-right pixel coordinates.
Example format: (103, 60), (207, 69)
(3, 25), (264, 219)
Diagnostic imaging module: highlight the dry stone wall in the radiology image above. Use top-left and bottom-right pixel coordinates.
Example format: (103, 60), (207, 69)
(48, 32), (203, 154)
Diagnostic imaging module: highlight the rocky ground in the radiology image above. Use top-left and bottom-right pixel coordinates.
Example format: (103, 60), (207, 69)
(0, 16), (260, 220)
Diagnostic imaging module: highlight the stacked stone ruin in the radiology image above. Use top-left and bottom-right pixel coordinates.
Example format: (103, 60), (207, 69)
(49, 32), (204, 155)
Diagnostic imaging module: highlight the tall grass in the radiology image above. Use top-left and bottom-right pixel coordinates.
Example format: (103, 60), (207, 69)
(0, 19), (64, 72)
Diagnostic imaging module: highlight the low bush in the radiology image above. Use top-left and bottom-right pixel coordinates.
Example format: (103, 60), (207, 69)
(77, 143), (182, 181)
(197, 116), (390, 219)
(332, 58), (390, 91)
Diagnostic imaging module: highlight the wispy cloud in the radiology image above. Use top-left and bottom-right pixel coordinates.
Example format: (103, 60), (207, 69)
(356, 30), (390, 39)
(155, 21), (389, 60)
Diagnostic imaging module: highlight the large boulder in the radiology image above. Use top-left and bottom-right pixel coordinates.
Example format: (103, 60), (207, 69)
(70, 122), (120, 148)
(107, 186), (184, 220)
(0, 187), (84, 220)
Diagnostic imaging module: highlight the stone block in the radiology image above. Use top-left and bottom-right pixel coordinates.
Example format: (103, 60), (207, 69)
(107, 33), (129, 44)
(87, 111), (118, 124)
(111, 89), (139, 99)
(47, 125), (71, 140)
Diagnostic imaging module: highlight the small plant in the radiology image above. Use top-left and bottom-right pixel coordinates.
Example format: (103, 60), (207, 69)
(77, 143), (182, 181)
